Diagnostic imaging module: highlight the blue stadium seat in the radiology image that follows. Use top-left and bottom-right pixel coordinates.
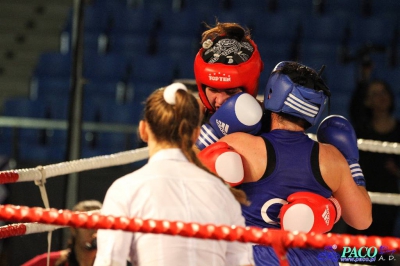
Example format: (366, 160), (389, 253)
(249, 13), (300, 43)
(175, 57), (195, 79)
(325, 63), (357, 94)
(33, 52), (72, 79)
(3, 98), (46, 118)
(44, 96), (70, 120)
(371, 0), (400, 18)
(256, 38), (293, 65)
(80, 101), (143, 158)
(2, 98), (66, 163)
(84, 81), (128, 104)
(329, 91), (351, 118)
(130, 54), (177, 84)
(0, 128), (13, 157)
(127, 80), (166, 103)
(128, 0), (173, 12)
(230, 0), (272, 14)
(88, 0), (127, 10)
(60, 5), (112, 54)
(182, 0), (223, 15)
(62, 5), (111, 35)
(109, 8), (158, 36)
(30, 77), (71, 100)
(157, 34), (198, 62)
(299, 41), (340, 68)
(108, 33), (151, 58)
(158, 9), (203, 38)
(18, 140), (67, 163)
(83, 52), (130, 83)
(276, 0), (314, 17)
(98, 101), (142, 124)
(60, 32), (108, 55)
(206, 10), (247, 26)
(323, 0), (363, 18)
(348, 16), (395, 48)
(373, 66), (400, 94)
(301, 14), (347, 45)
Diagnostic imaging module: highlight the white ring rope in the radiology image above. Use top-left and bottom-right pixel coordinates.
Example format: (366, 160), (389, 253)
(368, 192), (400, 206)
(307, 134), (400, 155)
(1, 137), (399, 184)
(0, 137), (399, 206)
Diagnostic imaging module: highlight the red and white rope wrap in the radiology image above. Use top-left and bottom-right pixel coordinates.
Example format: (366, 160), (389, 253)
(0, 210), (100, 238)
(0, 223), (66, 239)
(0, 147), (149, 184)
(0, 204), (399, 265)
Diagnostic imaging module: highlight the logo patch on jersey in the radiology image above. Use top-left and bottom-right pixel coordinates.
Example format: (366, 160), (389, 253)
(322, 206), (330, 225)
(216, 119), (229, 135)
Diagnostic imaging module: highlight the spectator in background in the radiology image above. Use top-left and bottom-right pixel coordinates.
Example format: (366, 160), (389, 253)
(348, 56), (375, 133)
(348, 79), (400, 239)
(22, 200), (102, 266)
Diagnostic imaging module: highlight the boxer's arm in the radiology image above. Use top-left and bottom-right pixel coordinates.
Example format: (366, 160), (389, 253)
(317, 115), (366, 186)
(197, 142), (244, 186)
(320, 147), (372, 230)
(317, 115), (372, 229)
(196, 93), (262, 150)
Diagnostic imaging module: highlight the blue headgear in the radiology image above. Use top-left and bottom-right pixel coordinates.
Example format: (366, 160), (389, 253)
(263, 61), (330, 125)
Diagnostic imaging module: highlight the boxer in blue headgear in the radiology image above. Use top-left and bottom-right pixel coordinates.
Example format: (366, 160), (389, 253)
(198, 61), (372, 266)
(263, 61), (331, 128)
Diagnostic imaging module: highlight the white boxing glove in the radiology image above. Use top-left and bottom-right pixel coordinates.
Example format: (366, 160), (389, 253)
(197, 141), (244, 186)
(196, 92), (262, 150)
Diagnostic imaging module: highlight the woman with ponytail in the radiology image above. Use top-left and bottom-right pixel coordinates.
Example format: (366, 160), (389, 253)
(94, 83), (254, 266)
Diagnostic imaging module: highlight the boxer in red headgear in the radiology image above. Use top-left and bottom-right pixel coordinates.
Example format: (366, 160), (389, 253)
(194, 22), (264, 116)
(193, 22), (265, 152)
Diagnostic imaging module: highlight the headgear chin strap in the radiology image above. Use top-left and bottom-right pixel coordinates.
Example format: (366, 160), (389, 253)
(194, 37), (264, 112)
(263, 62), (329, 126)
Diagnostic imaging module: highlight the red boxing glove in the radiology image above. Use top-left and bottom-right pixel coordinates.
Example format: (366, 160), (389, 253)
(197, 141), (244, 186)
(280, 192), (341, 233)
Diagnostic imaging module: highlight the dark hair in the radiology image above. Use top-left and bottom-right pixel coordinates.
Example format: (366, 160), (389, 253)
(366, 79), (395, 114)
(63, 200), (102, 266)
(201, 21), (252, 43)
(278, 62), (331, 97)
(72, 200), (102, 212)
(274, 61), (330, 129)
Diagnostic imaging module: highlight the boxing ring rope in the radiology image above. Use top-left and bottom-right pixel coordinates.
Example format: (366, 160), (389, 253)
(0, 135), (399, 185)
(0, 210), (99, 238)
(0, 147), (149, 184)
(0, 136), (399, 206)
(0, 136), (398, 265)
(0, 204), (399, 265)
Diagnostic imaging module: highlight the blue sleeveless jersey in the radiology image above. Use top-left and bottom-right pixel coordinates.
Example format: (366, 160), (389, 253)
(238, 130), (338, 266)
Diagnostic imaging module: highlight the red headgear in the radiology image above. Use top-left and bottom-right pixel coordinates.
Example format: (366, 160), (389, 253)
(194, 37), (264, 112)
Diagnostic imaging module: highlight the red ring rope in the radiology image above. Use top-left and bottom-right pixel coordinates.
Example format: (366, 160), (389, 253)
(1, 204), (400, 266)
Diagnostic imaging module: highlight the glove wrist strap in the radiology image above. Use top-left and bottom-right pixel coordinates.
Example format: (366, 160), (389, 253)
(348, 162), (366, 187)
(328, 197), (342, 224)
